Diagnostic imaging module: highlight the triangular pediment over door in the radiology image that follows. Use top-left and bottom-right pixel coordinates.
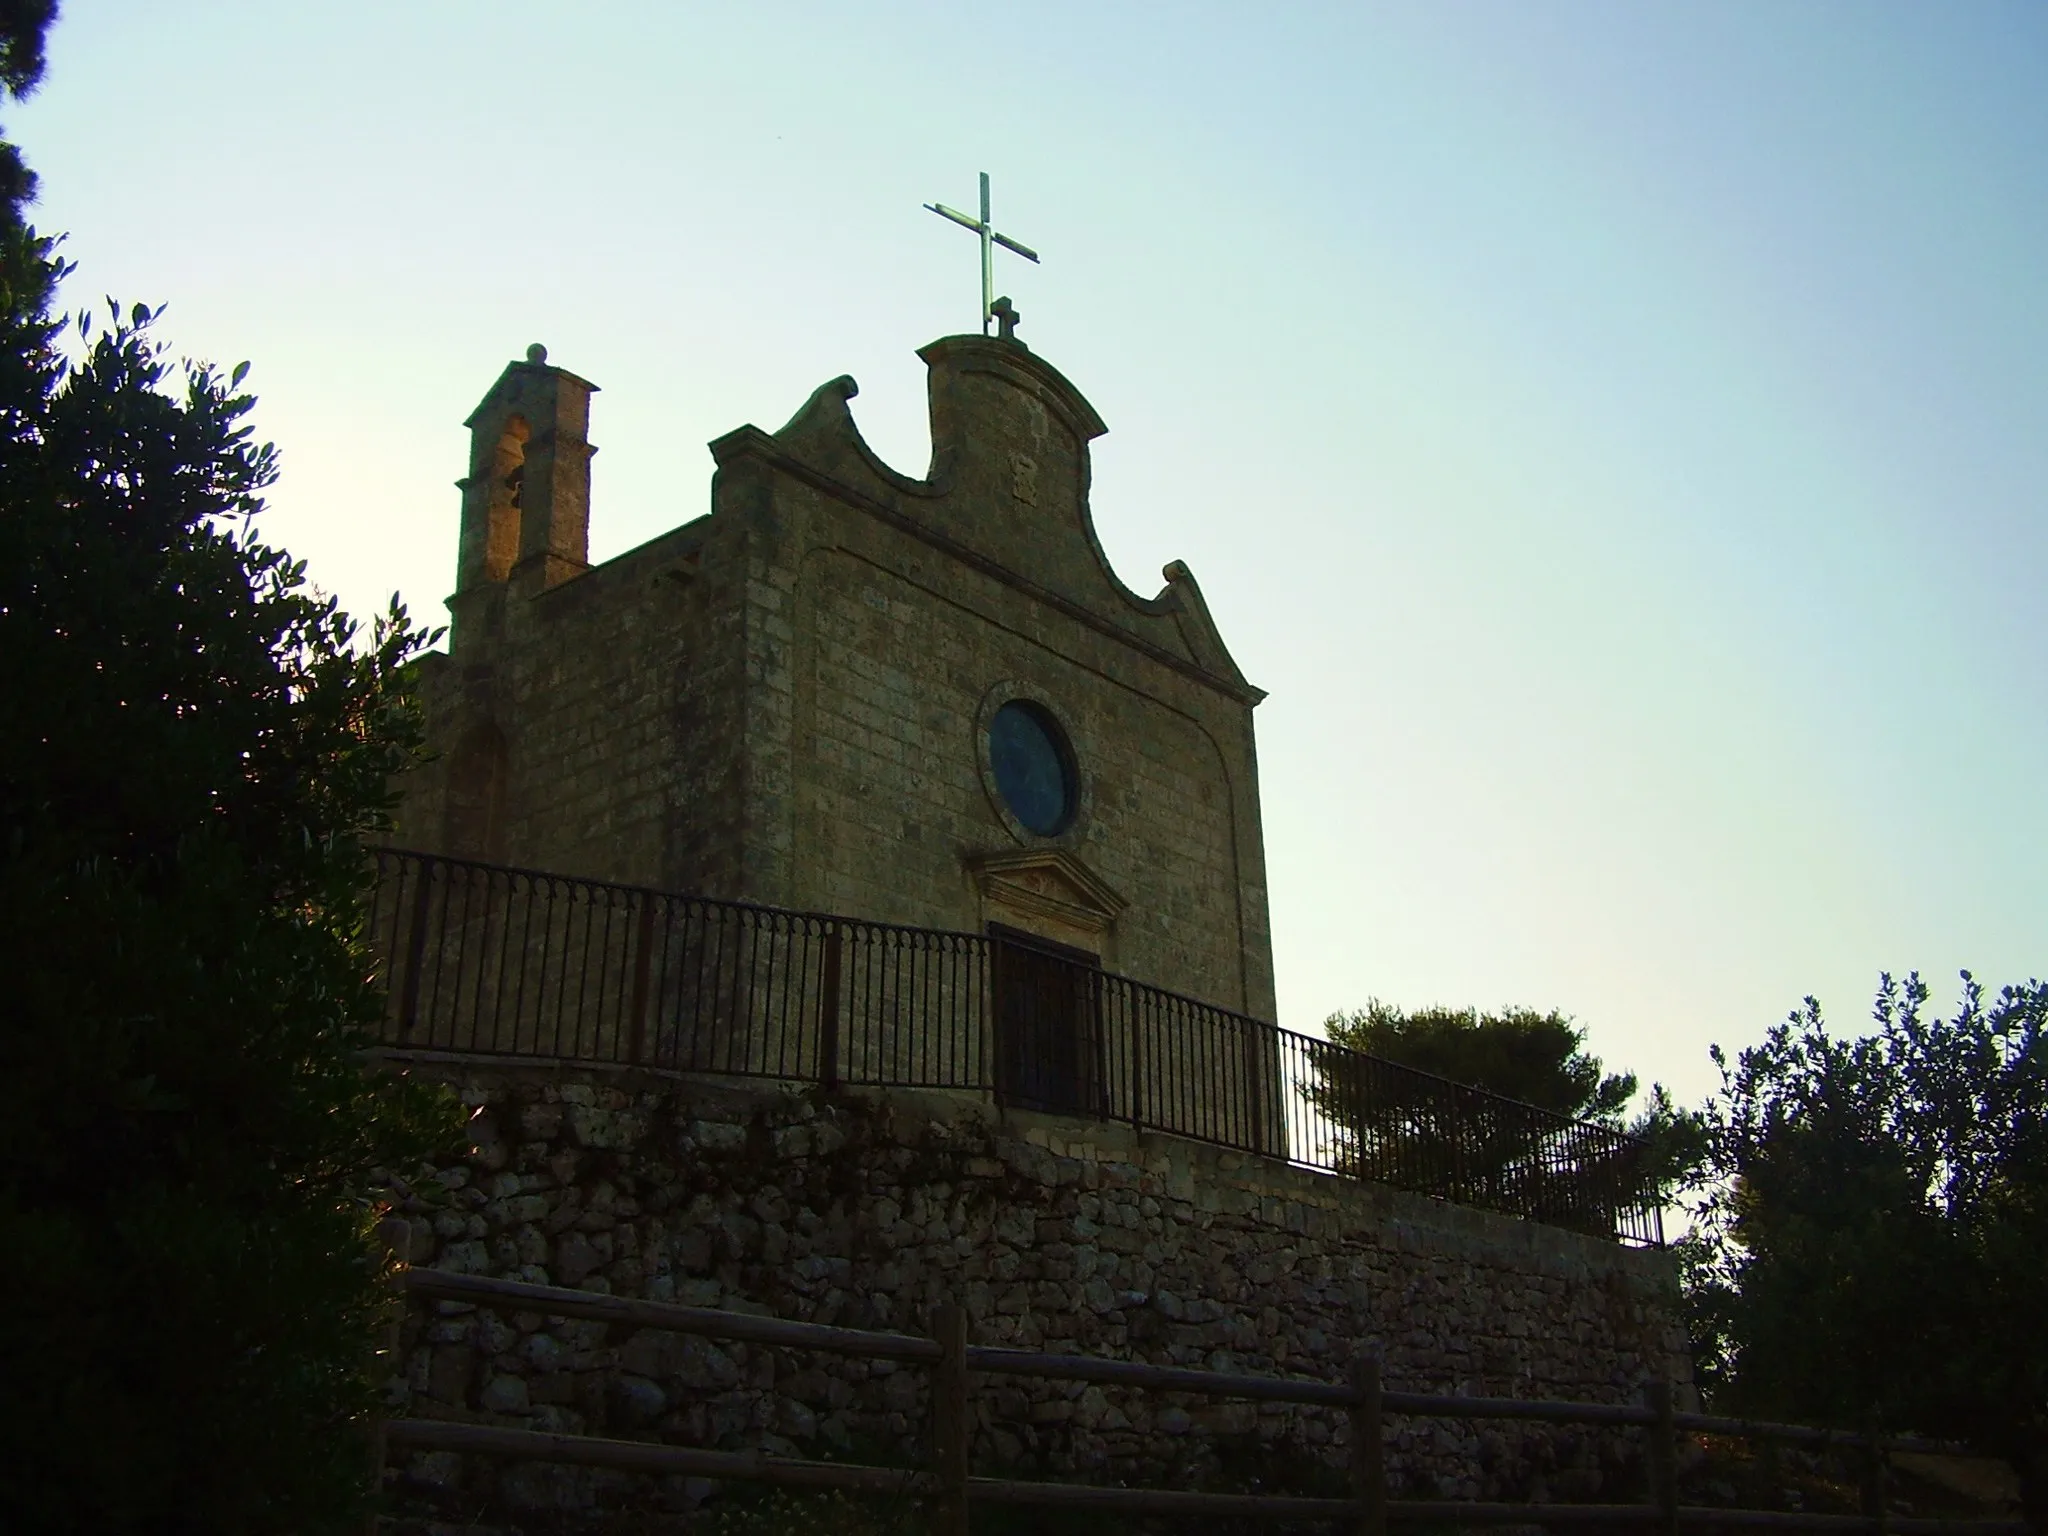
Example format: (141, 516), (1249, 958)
(967, 848), (1126, 963)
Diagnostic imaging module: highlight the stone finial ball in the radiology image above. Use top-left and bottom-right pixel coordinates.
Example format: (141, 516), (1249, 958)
(526, 343), (549, 365)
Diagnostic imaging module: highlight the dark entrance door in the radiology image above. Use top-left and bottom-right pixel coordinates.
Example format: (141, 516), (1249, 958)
(989, 924), (1105, 1117)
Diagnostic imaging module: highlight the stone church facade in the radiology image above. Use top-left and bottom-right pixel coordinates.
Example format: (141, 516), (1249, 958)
(398, 333), (1275, 1023)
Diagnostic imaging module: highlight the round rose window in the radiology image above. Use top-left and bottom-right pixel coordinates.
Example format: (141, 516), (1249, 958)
(987, 700), (1077, 836)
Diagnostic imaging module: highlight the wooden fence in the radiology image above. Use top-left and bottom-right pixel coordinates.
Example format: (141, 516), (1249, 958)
(381, 1269), (2029, 1534)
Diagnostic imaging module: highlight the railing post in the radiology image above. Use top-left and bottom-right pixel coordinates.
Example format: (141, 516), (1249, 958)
(1128, 989), (1144, 1133)
(1862, 1412), (1890, 1536)
(1448, 1083), (1470, 1205)
(931, 1300), (970, 1536)
(626, 895), (656, 1065)
(1350, 1354), (1386, 1536)
(818, 923), (843, 1091)
(1241, 1019), (1267, 1155)
(395, 855), (436, 1043)
(1647, 1378), (1679, 1536)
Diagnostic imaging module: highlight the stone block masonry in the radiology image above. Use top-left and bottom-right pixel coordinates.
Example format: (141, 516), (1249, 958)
(383, 1063), (1689, 1528)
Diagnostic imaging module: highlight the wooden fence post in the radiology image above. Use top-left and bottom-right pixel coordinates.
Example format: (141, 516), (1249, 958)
(1862, 1413), (1890, 1536)
(364, 1276), (409, 1535)
(1647, 1378), (1679, 1536)
(932, 1301), (969, 1536)
(1350, 1354), (1387, 1536)
(365, 1407), (388, 1536)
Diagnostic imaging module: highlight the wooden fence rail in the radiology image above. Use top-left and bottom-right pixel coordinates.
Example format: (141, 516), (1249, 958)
(383, 1269), (2030, 1534)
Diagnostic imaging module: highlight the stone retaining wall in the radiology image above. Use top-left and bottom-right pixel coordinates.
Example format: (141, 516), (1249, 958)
(382, 1060), (1687, 1529)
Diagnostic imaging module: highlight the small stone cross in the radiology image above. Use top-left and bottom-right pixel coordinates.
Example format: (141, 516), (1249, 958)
(990, 296), (1021, 342)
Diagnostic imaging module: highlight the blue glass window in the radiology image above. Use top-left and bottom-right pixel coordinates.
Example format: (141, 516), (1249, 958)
(989, 701), (1076, 836)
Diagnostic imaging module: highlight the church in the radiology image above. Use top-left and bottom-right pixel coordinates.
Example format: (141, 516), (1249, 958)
(397, 322), (1280, 1076)
(374, 316), (1686, 1520)
(383, 306), (1667, 1244)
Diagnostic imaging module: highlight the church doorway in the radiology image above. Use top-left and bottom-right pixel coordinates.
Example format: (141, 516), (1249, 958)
(989, 923), (1106, 1118)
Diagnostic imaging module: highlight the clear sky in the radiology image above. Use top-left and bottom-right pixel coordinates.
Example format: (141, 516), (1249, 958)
(17, 2), (2045, 1109)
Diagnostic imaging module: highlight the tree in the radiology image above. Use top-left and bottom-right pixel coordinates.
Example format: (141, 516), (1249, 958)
(0, 16), (459, 1530)
(0, 0), (58, 211)
(1308, 1001), (1698, 1239)
(1324, 1000), (1639, 1122)
(1683, 973), (2048, 1511)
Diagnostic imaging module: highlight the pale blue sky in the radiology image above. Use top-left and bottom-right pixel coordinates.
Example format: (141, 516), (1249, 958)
(18, 2), (2045, 1107)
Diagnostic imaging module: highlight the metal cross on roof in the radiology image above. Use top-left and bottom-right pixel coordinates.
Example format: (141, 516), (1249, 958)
(924, 172), (1040, 338)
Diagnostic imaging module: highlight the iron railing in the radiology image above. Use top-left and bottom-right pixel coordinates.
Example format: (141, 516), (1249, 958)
(364, 848), (1664, 1245)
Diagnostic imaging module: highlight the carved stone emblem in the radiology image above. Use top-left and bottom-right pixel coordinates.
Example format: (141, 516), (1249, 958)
(1009, 451), (1038, 505)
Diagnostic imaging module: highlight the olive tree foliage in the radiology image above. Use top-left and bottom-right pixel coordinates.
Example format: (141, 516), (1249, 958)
(0, 13), (460, 1531)
(1681, 973), (2048, 1479)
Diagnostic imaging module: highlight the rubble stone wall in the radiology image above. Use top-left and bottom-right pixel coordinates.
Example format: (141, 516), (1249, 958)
(383, 1061), (1687, 1528)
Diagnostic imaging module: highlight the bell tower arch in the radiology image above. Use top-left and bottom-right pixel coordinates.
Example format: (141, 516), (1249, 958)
(451, 343), (599, 647)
